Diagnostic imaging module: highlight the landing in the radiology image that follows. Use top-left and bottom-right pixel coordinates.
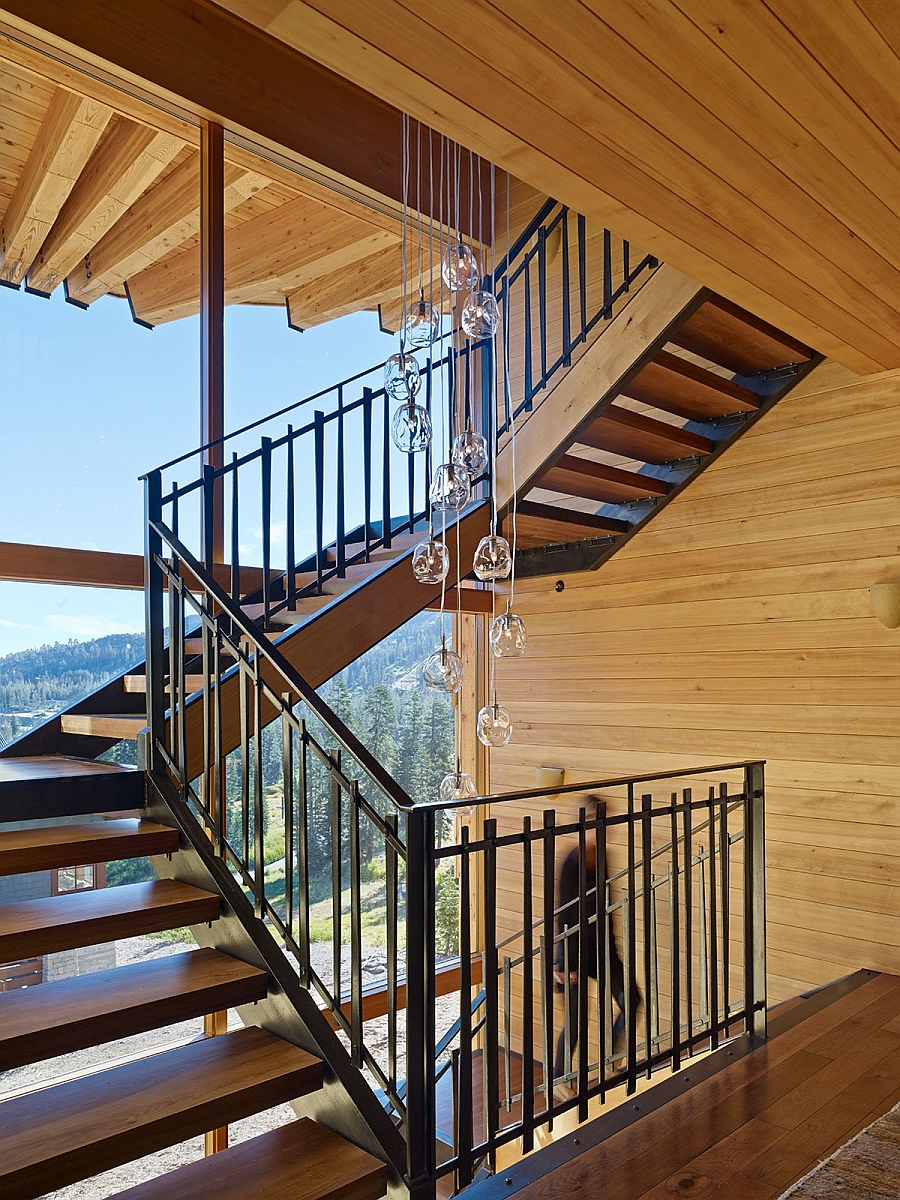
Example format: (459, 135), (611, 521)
(467, 970), (900, 1200)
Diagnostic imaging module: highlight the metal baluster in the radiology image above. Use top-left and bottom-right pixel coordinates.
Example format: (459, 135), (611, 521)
(285, 428), (296, 607)
(524, 256), (533, 409)
(577, 809), (590, 1122)
(212, 632), (223, 855)
(457, 826), (474, 1187)
(336, 389), (346, 577)
(538, 226), (548, 388)
(669, 794), (681, 1071)
(202, 463), (215, 572)
(625, 783), (637, 1094)
(362, 387), (373, 558)
(330, 750), (343, 1004)
(230, 453), (240, 606)
(641, 793), (653, 1077)
(720, 781), (731, 1037)
(381, 389), (392, 550)
(622, 239), (630, 289)
(502, 955), (512, 1113)
(282, 698), (294, 953)
(561, 210), (572, 367)
(253, 651), (264, 917)
(239, 656), (250, 867)
(260, 436), (272, 626)
(744, 762), (767, 1040)
(707, 787), (719, 1051)
(143, 471), (166, 777)
(578, 214), (587, 341)
(649, 870), (659, 1065)
(603, 228), (613, 316)
(595, 800), (608, 1102)
(200, 603), (213, 826)
(698, 851), (709, 1036)
(297, 720), (310, 986)
(385, 812), (399, 1096)
(175, 577), (187, 799)
(520, 818), (535, 1152)
(483, 818), (500, 1171)
(541, 810), (556, 1128)
(682, 788), (693, 1055)
(349, 780), (363, 1067)
(314, 410), (325, 588)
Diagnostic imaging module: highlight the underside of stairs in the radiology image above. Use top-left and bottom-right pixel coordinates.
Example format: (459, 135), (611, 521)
(496, 267), (821, 577)
(0, 785), (391, 1199)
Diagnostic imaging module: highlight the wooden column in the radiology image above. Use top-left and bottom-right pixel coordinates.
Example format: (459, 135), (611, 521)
(200, 119), (225, 565)
(200, 119), (228, 1157)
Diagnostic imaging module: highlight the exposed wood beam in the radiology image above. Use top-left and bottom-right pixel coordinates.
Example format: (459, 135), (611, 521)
(126, 194), (397, 325)
(65, 157), (268, 305)
(0, 85), (110, 284)
(285, 241), (442, 330)
(0, 0), (488, 235)
(0, 540), (271, 593)
(26, 114), (182, 294)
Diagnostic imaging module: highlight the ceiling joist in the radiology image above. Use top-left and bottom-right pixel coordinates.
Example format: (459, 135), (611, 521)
(26, 113), (182, 294)
(126, 193), (398, 324)
(0, 84), (110, 285)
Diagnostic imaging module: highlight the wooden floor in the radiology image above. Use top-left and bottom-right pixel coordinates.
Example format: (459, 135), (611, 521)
(469, 971), (900, 1200)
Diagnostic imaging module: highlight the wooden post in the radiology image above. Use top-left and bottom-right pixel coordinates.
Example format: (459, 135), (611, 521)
(200, 119), (225, 566)
(200, 119), (228, 1155)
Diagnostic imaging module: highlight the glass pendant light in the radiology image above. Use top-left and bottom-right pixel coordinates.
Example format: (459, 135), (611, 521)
(477, 697), (513, 747)
(430, 462), (471, 513)
(411, 537), (450, 584)
(391, 402), (432, 453)
(452, 428), (489, 478)
(384, 351), (421, 402)
(404, 296), (440, 348)
(473, 532), (512, 581)
(442, 242), (480, 292)
(423, 639), (464, 694)
(461, 290), (501, 339)
(490, 601), (527, 657)
(439, 758), (478, 811)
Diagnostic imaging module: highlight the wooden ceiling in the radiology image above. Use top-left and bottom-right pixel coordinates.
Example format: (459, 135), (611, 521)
(0, 42), (421, 328)
(210, 0), (900, 376)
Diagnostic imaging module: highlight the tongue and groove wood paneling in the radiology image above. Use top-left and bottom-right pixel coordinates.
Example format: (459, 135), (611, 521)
(491, 363), (900, 1005)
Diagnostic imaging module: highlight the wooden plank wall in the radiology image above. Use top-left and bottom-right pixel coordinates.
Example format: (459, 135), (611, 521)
(490, 361), (900, 1008)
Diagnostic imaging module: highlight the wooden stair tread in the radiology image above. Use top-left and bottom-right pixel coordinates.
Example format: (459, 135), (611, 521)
(183, 638), (238, 657)
(0, 878), (219, 962)
(671, 294), (814, 377)
(505, 500), (628, 550)
(125, 674), (210, 693)
(0, 819), (178, 876)
(581, 403), (712, 464)
(0, 756), (136, 787)
(0, 947), (268, 1072)
(0, 1026), (323, 1199)
(622, 349), (760, 420)
(0, 756), (144, 822)
(109, 1117), (387, 1200)
(326, 530), (419, 563)
(243, 595), (336, 625)
(540, 454), (668, 504)
(60, 713), (146, 740)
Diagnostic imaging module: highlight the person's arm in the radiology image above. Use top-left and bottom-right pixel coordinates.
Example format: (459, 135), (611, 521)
(555, 850), (579, 973)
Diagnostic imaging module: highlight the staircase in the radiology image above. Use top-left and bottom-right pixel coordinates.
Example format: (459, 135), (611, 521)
(0, 193), (822, 1198)
(0, 800), (388, 1199)
(498, 281), (820, 573)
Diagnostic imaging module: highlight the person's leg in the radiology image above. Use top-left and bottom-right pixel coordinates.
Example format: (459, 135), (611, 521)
(554, 975), (580, 1082)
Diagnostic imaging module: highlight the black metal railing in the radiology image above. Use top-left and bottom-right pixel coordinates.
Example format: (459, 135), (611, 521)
(423, 761), (766, 1191)
(490, 200), (658, 437)
(141, 197), (657, 613)
(141, 507), (766, 1195)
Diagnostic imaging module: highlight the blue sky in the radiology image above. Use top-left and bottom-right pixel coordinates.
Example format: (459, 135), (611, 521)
(0, 284), (402, 656)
